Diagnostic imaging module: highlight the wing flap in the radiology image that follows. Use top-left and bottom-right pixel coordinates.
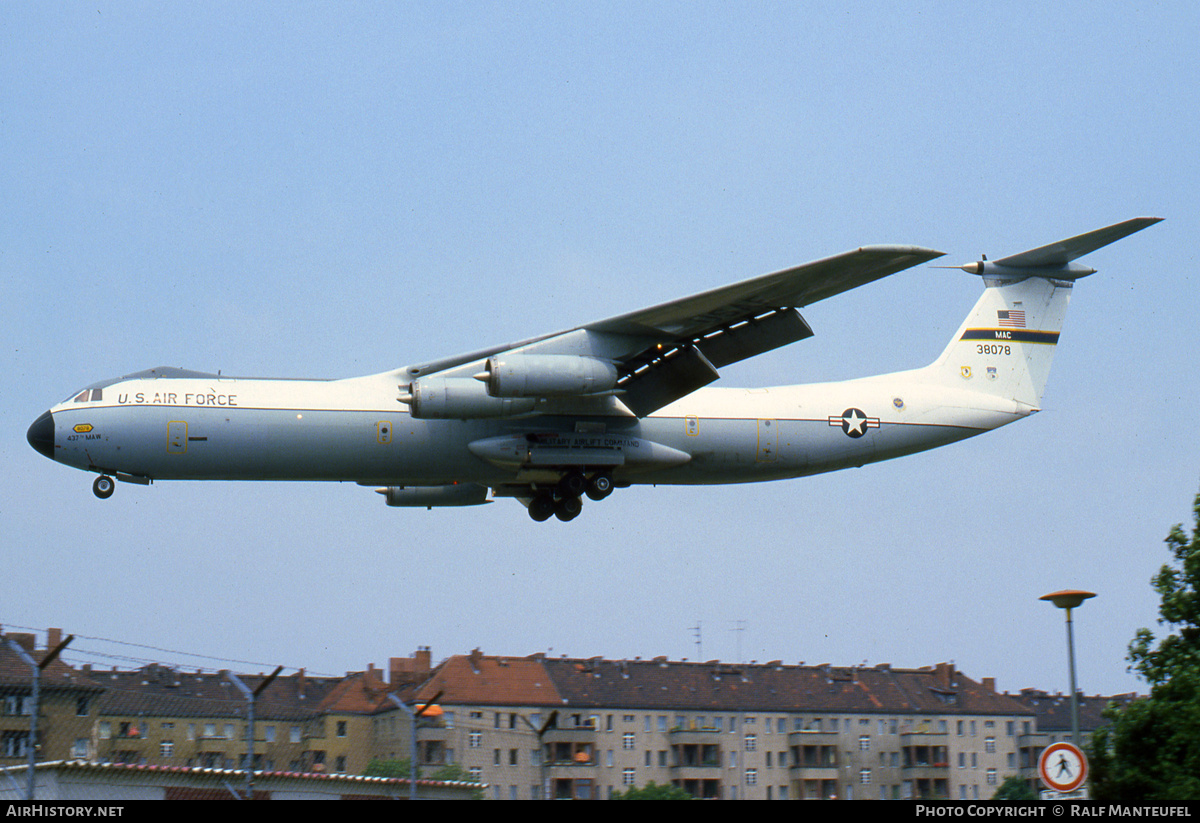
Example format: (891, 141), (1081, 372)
(695, 308), (814, 369)
(619, 346), (720, 417)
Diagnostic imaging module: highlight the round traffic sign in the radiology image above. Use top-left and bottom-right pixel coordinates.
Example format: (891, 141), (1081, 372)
(1039, 741), (1088, 792)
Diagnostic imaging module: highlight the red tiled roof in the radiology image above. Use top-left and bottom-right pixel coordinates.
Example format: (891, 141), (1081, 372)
(415, 653), (562, 707)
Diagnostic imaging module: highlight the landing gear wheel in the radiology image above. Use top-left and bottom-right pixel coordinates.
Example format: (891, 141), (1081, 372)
(554, 495), (583, 522)
(557, 470), (587, 499)
(93, 475), (115, 499)
(528, 494), (556, 522)
(586, 472), (613, 501)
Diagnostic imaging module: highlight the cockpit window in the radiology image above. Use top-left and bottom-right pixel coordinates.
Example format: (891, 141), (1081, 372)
(67, 388), (102, 403)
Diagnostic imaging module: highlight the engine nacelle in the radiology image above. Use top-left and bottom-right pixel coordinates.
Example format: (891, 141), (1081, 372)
(400, 377), (536, 419)
(377, 483), (490, 508)
(478, 354), (619, 398)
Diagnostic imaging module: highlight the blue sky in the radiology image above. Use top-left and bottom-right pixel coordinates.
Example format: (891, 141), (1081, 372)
(2, 2), (1196, 698)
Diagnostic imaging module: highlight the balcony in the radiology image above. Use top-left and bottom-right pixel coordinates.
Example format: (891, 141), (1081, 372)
(900, 732), (949, 781)
(667, 725), (723, 748)
(544, 740), (596, 768)
(789, 730), (839, 780)
(671, 741), (721, 781)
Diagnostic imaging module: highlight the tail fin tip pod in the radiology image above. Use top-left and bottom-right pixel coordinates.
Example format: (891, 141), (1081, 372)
(927, 217), (1162, 409)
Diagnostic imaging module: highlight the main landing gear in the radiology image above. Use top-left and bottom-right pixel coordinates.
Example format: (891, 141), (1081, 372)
(93, 475), (115, 499)
(527, 470), (614, 522)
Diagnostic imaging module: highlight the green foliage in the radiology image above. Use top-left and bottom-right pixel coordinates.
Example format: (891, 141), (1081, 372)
(1089, 493), (1200, 802)
(363, 756), (414, 778)
(611, 780), (693, 800)
(363, 758), (483, 799)
(991, 775), (1038, 801)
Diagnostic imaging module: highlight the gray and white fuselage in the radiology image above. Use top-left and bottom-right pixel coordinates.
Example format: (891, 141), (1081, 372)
(26, 219), (1160, 521)
(33, 366), (1025, 486)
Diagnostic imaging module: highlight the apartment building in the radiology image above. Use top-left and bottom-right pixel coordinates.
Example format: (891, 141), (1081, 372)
(4, 629), (1134, 800)
(1, 629), (103, 766)
(394, 650), (1040, 800)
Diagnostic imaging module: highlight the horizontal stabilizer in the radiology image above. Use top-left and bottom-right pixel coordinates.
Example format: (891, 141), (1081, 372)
(995, 217), (1162, 268)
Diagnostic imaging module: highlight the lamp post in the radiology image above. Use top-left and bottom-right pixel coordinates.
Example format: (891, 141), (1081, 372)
(1039, 589), (1095, 745)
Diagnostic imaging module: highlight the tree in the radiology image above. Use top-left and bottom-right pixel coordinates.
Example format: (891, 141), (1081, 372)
(1089, 492), (1200, 801)
(991, 775), (1038, 801)
(363, 758), (483, 798)
(611, 781), (693, 800)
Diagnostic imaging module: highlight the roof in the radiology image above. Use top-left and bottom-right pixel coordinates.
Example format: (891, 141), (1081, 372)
(413, 651), (1034, 717)
(1011, 688), (1139, 732)
(94, 664), (343, 721)
(415, 650), (563, 707)
(0, 760), (484, 793)
(0, 633), (104, 695)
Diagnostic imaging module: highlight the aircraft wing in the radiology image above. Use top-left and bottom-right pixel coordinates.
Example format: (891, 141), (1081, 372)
(402, 244), (943, 416)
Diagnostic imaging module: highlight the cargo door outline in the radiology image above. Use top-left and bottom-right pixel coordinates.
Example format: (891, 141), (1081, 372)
(168, 421), (188, 454)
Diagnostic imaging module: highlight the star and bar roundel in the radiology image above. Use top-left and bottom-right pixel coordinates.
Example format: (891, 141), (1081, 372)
(828, 407), (880, 438)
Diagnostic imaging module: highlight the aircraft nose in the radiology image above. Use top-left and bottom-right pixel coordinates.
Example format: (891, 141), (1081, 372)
(27, 410), (56, 460)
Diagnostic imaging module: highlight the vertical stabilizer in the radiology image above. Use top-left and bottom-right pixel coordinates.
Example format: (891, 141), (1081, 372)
(921, 217), (1161, 409)
(925, 276), (1072, 409)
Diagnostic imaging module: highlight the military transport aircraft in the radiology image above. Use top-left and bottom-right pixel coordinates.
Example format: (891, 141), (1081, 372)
(27, 218), (1159, 522)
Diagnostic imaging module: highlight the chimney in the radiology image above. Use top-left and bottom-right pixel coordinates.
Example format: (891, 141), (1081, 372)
(982, 677), (996, 693)
(468, 648), (483, 672)
(389, 647), (434, 686)
(935, 662), (954, 689)
(47, 628), (62, 650)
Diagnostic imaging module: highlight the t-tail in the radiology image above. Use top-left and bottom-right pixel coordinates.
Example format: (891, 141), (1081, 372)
(920, 217), (1162, 410)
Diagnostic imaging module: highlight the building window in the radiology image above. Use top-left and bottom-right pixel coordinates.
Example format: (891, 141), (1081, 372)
(623, 733), (635, 750)
(987, 768), (997, 785)
(746, 768), (758, 786)
(337, 721), (347, 737)
(860, 768), (872, 784)
(509, 748), (518, 766)
(859, 735), (871, 751)
(160, 740), (174, 758)
(469, 731), (481, 748)
(745, 734), (757, 751)
(622, 768), (636, 786)
(985, 737), (996, 753)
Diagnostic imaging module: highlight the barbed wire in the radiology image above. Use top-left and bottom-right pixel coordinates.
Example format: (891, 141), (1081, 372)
(0, 621), (343, 678)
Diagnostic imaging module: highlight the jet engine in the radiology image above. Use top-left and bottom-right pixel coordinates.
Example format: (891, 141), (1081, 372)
(398, 377), (537, 419)
(476, 355), (619, 398)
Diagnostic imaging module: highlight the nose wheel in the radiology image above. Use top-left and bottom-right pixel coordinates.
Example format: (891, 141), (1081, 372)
(93, 475), (115, 499)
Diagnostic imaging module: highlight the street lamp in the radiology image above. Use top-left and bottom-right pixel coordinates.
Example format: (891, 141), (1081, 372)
(1039, 589), (1095, 745)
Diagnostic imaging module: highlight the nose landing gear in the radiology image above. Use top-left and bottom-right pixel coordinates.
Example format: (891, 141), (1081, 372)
(93, 475), (115, 499)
